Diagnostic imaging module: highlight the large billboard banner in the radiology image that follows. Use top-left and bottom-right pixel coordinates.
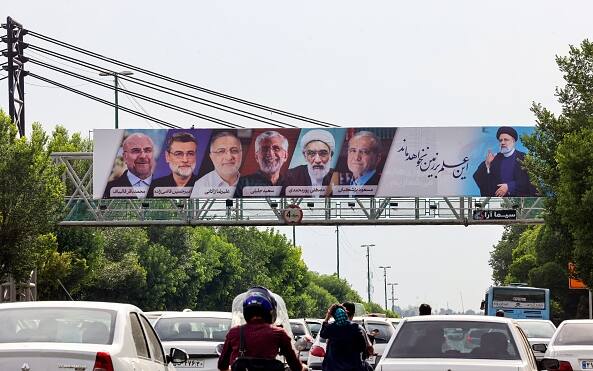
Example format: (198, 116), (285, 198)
(93, 126), (538, 199)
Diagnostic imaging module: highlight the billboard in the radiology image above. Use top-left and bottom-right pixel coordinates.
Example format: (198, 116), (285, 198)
(93, 126), (539, 199)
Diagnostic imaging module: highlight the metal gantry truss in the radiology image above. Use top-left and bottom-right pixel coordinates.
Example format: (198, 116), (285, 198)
(54, 152), (545, 227)
(2, 16), (27, 137)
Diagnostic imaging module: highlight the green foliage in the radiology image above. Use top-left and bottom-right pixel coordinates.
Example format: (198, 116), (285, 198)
(310, 272), (363, 303)
(489, 225), (529, 285)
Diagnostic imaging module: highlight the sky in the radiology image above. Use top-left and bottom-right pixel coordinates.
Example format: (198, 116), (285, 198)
(2, 1), (593, 313)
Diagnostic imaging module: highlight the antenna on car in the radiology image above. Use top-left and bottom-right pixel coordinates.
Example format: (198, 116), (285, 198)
(57, 279), (74, 301)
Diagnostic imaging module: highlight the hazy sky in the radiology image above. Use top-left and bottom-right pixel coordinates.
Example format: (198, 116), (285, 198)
(2, 1), (592, 312)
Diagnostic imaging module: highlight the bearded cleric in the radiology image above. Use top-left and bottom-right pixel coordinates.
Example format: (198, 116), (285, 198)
(234, 130), (289, 197)
(472, 126), (538, 197)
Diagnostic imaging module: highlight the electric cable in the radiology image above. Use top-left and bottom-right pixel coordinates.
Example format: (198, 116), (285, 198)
(27, 44), (296, 128)
(28, 30), (338, 127)
(28, 72), (181, 129)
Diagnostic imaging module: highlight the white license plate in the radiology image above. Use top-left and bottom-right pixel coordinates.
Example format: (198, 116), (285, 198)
(582, 360), (593, 369)
(177, 359), (205, 368)
(367, 356), (375, 364)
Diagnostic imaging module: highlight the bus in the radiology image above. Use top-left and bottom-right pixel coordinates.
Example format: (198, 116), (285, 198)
(481, 284), (550, 320)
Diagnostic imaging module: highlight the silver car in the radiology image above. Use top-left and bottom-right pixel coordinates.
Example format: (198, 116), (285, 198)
(515, 319), (556, 362)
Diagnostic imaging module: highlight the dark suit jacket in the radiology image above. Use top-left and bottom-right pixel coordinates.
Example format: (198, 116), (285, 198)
(103, 170), (134, 198)
(147, 173), (198, 198)
(337, 170), (381, 186)
(472, 150), (538, 197)
(234, 171), (284, 198)
(281, 165), (334, 196)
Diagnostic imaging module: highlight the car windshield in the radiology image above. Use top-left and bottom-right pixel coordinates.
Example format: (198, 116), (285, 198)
(553, 323), (593, 345)
(155, 317), (232, 341)
(307, 322), (321, 338)
(291, 322), (307, 337)
(355, 321), (394, 344)
(0, 307), (116, 344)
(516, 321), (556, 338)
(386, 320), (520, 360)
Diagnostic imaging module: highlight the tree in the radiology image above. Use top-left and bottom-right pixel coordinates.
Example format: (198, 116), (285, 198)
(0, 113), (65, 282)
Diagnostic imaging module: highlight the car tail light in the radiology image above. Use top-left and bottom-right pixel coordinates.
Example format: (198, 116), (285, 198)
(310, 345), (325, 357)
(557, 361), (573, 370)
(93, 351), (114, 371)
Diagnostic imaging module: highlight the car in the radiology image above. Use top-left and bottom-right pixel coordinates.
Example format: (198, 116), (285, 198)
(515, 319), (556, 363)
(290, 319), (315, 364)
(144, 310), (179, 326)
(539, 319), (593, 370)
(377, 315), (543, 370)
(307, 328), (328, 370)
(306, 318), (323, 338)
(387, 317), (403, 329)
(0, 300), (188, 371)
(154, 311), (233, 371)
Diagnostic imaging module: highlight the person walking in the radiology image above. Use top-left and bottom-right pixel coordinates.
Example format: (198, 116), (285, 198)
(320, 303), (367, 371)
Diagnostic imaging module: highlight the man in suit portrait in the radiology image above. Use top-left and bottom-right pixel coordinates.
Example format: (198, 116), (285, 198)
(103, 132), (155, 198)
(473, 126), (538, 197)
(147, 132), (198, 198)
(339, 130), (383, 186)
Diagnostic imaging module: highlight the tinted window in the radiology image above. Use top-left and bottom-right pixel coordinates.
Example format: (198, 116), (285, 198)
(307, 322), (322, 337)
(291, 323), (307, 336)
(492, 288), (546, 309)
(553, 323), (593, 345)
(365, 322), (394, 344)
(130, 313), (150, 358)
(516, 321), (556, 338)
(386, 320), (520, 360)
(139, 314), (166, 363)
(155, 317), (231, 341)
(0, 307), (115, 344)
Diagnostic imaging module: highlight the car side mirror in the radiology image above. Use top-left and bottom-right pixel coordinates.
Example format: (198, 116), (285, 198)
(532, 343), (547, 353)
(480, 300), (485, 311)
(539, 358), (560, 370)
(295, 337), (308, 351)
(167, 347), (189, 364)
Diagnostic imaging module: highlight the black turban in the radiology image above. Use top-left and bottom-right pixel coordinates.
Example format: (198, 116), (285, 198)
(496, 126), (518, 141)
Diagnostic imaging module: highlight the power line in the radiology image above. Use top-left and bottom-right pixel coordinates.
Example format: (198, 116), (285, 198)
(28, 72), (182, 129)
(118, 80), (159, 129)
(27, 30), (338, 128)
(28, 58), (244, 129)
(27, 44), (296, 128)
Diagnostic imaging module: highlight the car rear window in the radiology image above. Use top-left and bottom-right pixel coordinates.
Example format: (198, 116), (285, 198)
(386, 320), (520, 360)
(0, 307), (116, 344)
(155, 317), (232, 341)
(553, 323), (593, 345)
(516, 321), (556, 338)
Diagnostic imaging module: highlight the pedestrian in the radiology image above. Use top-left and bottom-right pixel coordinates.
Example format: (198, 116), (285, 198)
(419, 303), (432, 315)
(217, 286), (305, 371)
(320, 303), (367, 371)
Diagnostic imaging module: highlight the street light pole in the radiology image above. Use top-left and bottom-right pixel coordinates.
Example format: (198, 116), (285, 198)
(388, 282), (399, 312)
(99, 70), (133, 129)
(361, 244), (375, 303)
(379, 266), (391, 310)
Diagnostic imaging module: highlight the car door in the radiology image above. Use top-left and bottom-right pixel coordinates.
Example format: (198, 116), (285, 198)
(130, 312), (153, 371)
(514, 324), (538, 371)
(138, 314), (169, 371)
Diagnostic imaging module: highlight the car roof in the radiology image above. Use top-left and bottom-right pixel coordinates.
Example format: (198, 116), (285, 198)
(559, 319), (593, 325)
(354, 316), (391, 323)
(0, 301), (141, 312)
(157, 311), (232, 319)
(402, 315), (514, 323)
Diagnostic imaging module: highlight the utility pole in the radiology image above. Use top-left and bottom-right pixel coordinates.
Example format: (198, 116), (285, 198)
(292, 225), (296, 247)
(3, 16), (27, 137)
(336, 226), (340, 278)
(361, 244), (375, 303)
(379, 266), (391, 310)
(99, 70), (133, 128)
(388, 282), (398, 312)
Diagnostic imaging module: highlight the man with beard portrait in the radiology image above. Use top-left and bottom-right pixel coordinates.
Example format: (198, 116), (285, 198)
(234, 131), (289, 197)
(147, 132), (198, 198)
(282, 129), (335, 197)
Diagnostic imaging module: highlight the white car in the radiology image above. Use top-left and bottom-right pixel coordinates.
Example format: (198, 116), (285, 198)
(290, 319), (315, 364)
(377, 315), (542, 370)
(0, 301), (188, 371)
(154, 311), (233, 371)
(515, 319), (556, 363)
(541, 319), (593, 370)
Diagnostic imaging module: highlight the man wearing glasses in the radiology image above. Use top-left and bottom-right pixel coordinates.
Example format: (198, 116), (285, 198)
(147, 132), (198, 198)
(103, 132), (155, 198)
(340, 131), (383, 186)
(191, 131), (243, 198)
(235, 131), (289, 197)
(283, 129), (335, 197)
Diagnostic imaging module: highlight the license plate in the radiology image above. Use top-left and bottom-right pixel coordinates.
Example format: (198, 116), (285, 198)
(582, 360), (593, 369)
(367, 356), (375, 364)
(177, 359), (205, 368)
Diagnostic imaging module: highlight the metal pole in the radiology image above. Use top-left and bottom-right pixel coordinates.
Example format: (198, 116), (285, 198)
(379, 266), (391, 310)
(361, 244), (374, 303)
(336, 225), (340, 278)
(114, 74), (119, 129)
(292, 225), (296, 247)
(589, 290), (592, 320)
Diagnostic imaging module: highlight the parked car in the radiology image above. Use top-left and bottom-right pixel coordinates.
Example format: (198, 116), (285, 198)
(377, 315), (544, 370)
(539, 319), (593, 370)
(154, 311), (232, 371)
(0, 301), (188, 371)
(290, 318), (315, 364)
(515, 319), (556, 363)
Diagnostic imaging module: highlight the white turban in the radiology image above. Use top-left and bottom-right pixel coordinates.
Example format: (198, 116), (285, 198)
(300, 129), (335, 153)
